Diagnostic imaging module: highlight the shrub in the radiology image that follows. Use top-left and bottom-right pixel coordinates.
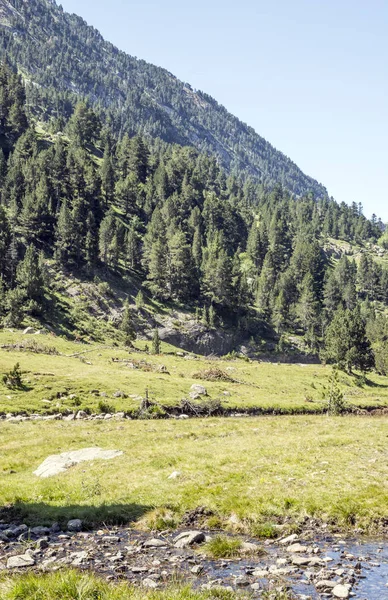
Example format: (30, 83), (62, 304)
(98, 400), (115, 414)
(3, 363), (23, 389)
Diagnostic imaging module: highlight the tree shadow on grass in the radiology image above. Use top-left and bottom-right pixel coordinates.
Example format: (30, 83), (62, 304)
(353, 374), (388, 389)
(0, 501), (152, 530)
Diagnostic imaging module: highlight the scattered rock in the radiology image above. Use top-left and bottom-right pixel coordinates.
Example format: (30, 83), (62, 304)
(279, 534), (299, 545)
(7, 554), (35, 568)
(67, 519), (83, 532)
(142, 577), (159, 589)
(287, 543), (308, 553)
(143, 538), (168, 548)
(191, 564), (204, 574)
(292, 556), (312, 567)
(315, 580), (336, 590)
(332, 583), (351, 598)
(76, 410), (88, 420)
(190, 384), (207, 396)
(174, 531), (205, 548)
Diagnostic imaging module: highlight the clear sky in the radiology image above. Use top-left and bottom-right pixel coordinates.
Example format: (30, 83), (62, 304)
(59, 0), (388, 221)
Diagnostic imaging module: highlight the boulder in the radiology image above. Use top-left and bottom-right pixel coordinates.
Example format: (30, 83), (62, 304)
(190, 384), (207, 396)
(174, 530), (205, 548)
(67, 519), (83, 532)
(7, 554), (35, 568)
(34, 447), (123, 478)
(332, 584), (351, 598)
(23, 327), (35, 335)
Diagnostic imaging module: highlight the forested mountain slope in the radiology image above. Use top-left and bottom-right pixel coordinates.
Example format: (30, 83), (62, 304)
(1, 60), (388, 373)
(0, 0), (327, 198)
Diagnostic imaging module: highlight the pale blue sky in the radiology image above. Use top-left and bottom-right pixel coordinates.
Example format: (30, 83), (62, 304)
(60, 0), (388, 221)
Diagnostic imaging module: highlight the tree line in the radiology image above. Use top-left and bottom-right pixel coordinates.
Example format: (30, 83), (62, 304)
(0, 62), (387, 373)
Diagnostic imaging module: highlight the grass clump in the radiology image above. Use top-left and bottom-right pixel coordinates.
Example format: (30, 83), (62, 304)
(137, 507), (180, 532)
(203, 535), (243, 558)
(192, 368), (233, 382)
(0, 571), (238, 600)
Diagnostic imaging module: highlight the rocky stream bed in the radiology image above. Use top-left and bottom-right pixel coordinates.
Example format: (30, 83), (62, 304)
(0, 520), (386, 599)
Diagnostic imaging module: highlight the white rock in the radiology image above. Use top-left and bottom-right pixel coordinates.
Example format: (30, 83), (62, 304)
(332, 584), (351, 598)
(7, 554), (35, 568)
(34, 447), (123, 478)
(287, 543), (308, 553)
(168, 471), (181, 480)
(279, 533), (298, 545)
(190, 384), (207, 396)
(23, 327), (35, 335)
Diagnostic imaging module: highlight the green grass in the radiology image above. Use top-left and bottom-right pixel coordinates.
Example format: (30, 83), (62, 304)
(0, 571), (240, 600)
(0, 416), (386, 532)
(1, 330), (388, 416)
(203, 535), (243, 558)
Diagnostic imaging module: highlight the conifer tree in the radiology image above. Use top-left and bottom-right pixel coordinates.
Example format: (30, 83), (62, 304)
(121, 300), (136, 346)
(16, 245), (44, 303)
(152, 329), (161, 355)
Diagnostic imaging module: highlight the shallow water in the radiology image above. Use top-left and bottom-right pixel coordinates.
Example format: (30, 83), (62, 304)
(201, 537), (388, 599)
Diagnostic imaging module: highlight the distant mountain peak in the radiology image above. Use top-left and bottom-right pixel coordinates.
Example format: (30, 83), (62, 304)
(0, 0), (328, 199)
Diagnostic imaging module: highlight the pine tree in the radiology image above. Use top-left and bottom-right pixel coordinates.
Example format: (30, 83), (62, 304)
(121, 300), (136, 346)
(152, 329), (161, 355)
(16, 245), (44, 303)
(323, 305), (374, 373)
(135, 290), (145, 310)
(55, 200), (74, 266)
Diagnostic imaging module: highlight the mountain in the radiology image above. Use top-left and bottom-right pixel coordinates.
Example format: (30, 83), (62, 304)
(0, 0), (327, 199)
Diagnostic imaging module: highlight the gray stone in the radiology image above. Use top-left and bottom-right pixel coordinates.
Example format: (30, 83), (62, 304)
(30, 526), (50, 536)
(142, 578), (159, 589)
(143, 538), (168, 548)
(241, 541), (261, 554)
(190, 384), (207, 396)
(7, 554), (35, 568)
(332, 584), (351, 599)
(23, 327), (35, 335)
(316, 580), (336, 589)
(292, 556), (312, 566)
(191, 565), (204, 574)
(287, 542), (308, 553)
(174, 530), (205, 548)
(76, 410), (88, 420)
(279, 533), (298, 545)
(36, 537), (49, 550)
(252, 568), (268, 577)
(67, 519), (83, 532)
(34, 447), (123, 478)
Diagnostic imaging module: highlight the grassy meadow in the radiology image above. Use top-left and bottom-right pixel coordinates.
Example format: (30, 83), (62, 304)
(1, 330), (388, 415)
(0, 416), (386, 533)
(0, 572), (246, 600)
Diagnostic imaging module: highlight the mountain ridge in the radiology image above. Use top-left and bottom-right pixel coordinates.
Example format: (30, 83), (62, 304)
(0, 0), (328, 199)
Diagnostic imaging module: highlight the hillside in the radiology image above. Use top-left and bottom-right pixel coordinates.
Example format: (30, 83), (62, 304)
(0, 0), (328, 198)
